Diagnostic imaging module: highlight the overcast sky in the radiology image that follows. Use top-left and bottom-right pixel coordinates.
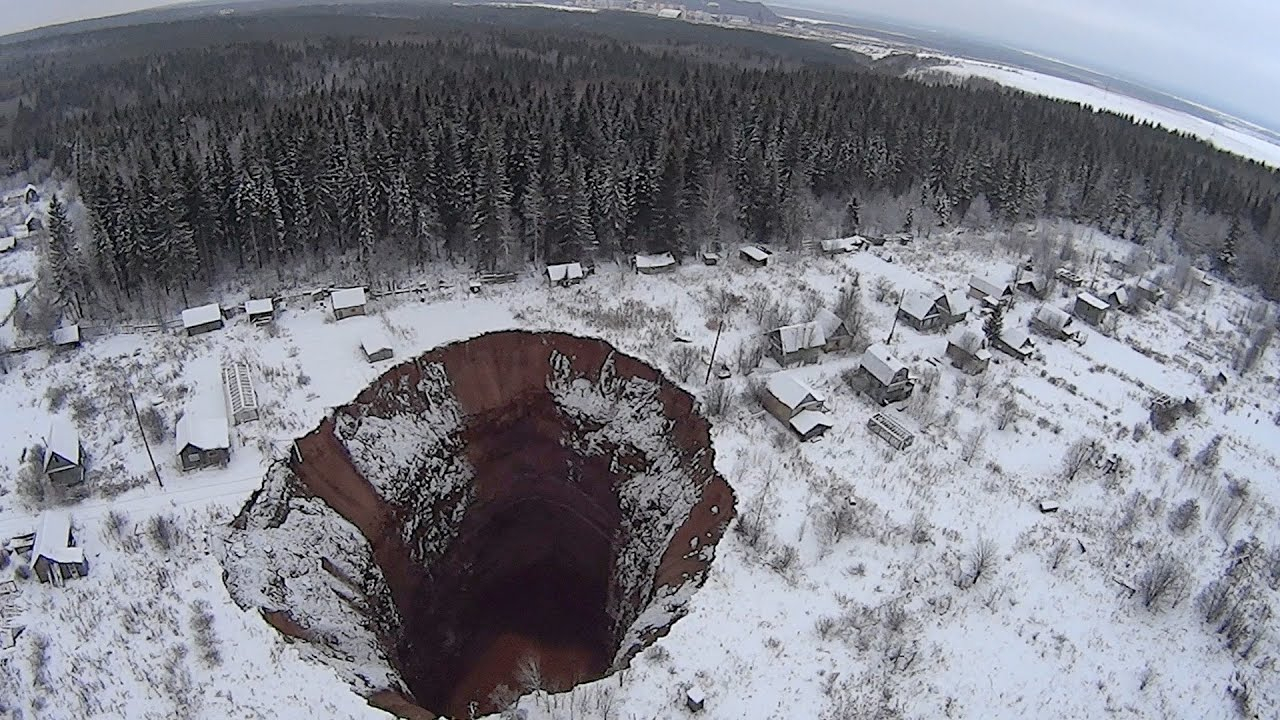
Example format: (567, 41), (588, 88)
(4, 1), (1278, 130)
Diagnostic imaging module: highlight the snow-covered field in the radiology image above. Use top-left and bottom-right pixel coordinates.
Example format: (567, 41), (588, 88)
(1, 220), (1278, 719)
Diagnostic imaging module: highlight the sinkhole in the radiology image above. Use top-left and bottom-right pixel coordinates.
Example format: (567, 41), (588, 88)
(223, 330), (735, 718)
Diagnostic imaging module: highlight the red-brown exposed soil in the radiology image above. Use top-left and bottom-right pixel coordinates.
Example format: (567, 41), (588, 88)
(280, 331), (734, 718)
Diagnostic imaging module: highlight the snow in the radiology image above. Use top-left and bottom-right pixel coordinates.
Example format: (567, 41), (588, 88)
(859, 342), (905, 385)
(969, 274), (1009, 298)
(941, 289), (970, 317)
(820, 237), (860, 253)
(546, 262), (584, 283)
(245, 298), (273, 315)
(740, 245), (770, 262)
(330, 287), (366, 311)
(789, 409), (834, 435)
(0, 236), (14, 252)
(359, 328), (392, 356)
(813, 308), (846, 339)
(1077, 291), (1109, 311)
(1034, 304), (1073, 332)
(51, 324), (79, 346)
(635, 252), (676, 270)
(176, 414), (230, 451)
(765, 372), (824, 410)
(898, 289), (936, 321)
(774, 320), (825, 353)
(181, 302), (222, 329)
(32, 511), (83, 566)
(43, 416), (80, 466)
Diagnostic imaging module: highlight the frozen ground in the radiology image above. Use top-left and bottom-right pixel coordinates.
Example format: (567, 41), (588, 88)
(0, 220), (1277, 719)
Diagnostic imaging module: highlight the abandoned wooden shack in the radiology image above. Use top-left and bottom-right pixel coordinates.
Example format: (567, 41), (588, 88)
(945, 328), (992, 374)
(1015, 275), (1048, 298)
(1073, 292), (1110, 326)
(245, 298), (275, 325)
(701, 251), (721, 266)
(546, 262), (584, 287)
(634, 252), (677, 274)
(181, 303), (224, 336)
(43, 417), (84, 487)
(1135, 278), (1166, 304)
(360, 329), (394, 363)
(762, 372), (834, 441)
(993, 328), (1035, 361)
(767, 321), (826, 366)
(819, 236), (860, 255)
(857, 343), (914, 405)
(967, 275), (1013, 307)
(176, 409), (231, 471)
(32, 511), (88, 586)
(739, 245), (771, 267)
(51, 324), (80, 349)
(813, 309), (854, 352)
(1032, 305), (1078, 341)
(1150, 393), (1196, 431)
(897, 290), (942, 332)
(222, 362), (260, 425)
(1107, 286), (1136, 312)
(330, 287), (368, 320)
(867, 412), (914, 450)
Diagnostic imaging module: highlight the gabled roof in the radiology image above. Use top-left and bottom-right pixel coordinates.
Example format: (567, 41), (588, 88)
(331, 287), (367, 310)
(181, 303), (222, 328)
(860, 343), (906, 385)
(33, 511), (83, 566)
(0, 236), (14, 252)
(547, 262), (584, 282)
(790, 410), (834, 436)
(1017, 275), (1046, 292)
(813, 308), (847, 339)
(361, 329), (393, 356)
(898, 290), (938, 321)
(948, 328), (987, 355)
(1109, 286), (1133, 307)
(1076, 292), (1109, 311)
(1000, 328), (1034, 350)
(51, 324), (80, 346)
(245, 298), (274, 315)
(635, 252), (676, 270)
(740, 245), (770, 262)
(969, 275), (1011, 298)
(766, 372), (825, 411)
(176, 413), (230, 452)
(1034, 305), (1073, 332)
(44, 417), (80, 468)
(773, 321), (826, 354)
(820, 237), (860, 253)
(939, 290), (971, 316)
(1136, 277), (1163, 294)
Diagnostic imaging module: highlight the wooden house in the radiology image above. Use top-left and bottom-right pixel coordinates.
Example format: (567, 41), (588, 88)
(1016, 275), (1048, 298)
(1073, 292), (1110, 326)
(32, 511), (88, 586)
(1135, 278), (1165, 305)
(867, 413), (915, 450)
(945, 329), (992, 375)
(819, 237), (861, 255)
(634, 252), (677, 275)
(767, 321), (826, 366)
(330, 287), (368, 320)
(762, 373), (834, 441)
(1107, 286), (1136, 312)
(813, 309), (854, 352)
(897, 290), (942, 332)
(245, 298), (275, 325)
(360, 329), (394, 363)
(181, 303), (224, 336)
(936, 290), (971, 326)
(856, 343), (913, 405)
(739, 245), (771, 267)
(51, 324), (80, 349)
(1032, 304), (1078, 341)
(993, 328), (1035, 361)
(222, 362), (259, 425)
(967, 275), (1013, 307)
(43, 417), (84, 487)
(176, 410), (231, 471)
(546, 262), (584, 287)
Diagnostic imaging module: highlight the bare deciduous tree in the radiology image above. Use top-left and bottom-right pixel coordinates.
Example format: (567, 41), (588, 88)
(1137, 554), (1188, 611)
(996, 394), (1019, 431)
(1060, 437), (1099, 482)
(964, 537), (998, 587)
(960, 426), (987, 464)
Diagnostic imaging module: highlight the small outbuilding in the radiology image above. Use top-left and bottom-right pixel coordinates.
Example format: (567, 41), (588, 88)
(1135, 277), (1165, 304)
(1032, 305), (1078, 341)
(739, 245), (771, 267)
(634, 252), (677, 275)
(181, 303), (224, 336)
(3, 184), (39, 206)
(222, 362), (259, 425)
(43, 417), (84, 487)
(685, 685), (705, 712)
(22, 213), (42, 233)
(1073, 292), (1110, 326)
(176, 410), (231, 471)
(1107, 286), (1136, 312)
(331, 287), (368, 320)
(897, 290), (942, 332)
(867, 412), (915, 450)
(1016, 275), (1048, 299)
(32, 511), (88, 587)
(856, 343), (913, 405)
(819, 237), (861, 255)
(945, 328), (992, 375)
(993, 328), (1035, 361)
(51, 324), (81, 349)
(767, 321), (826, 366)
(546, 262), (584, 287)
(761, 373), (834, 441)
(701, 251), (721, 266)
(245, 298), (275, 325)
(813, 309), (854, 353)
(0, 235), (14, 253)
(361, 329), (394, 363)
(1054, 267), (1084, 287)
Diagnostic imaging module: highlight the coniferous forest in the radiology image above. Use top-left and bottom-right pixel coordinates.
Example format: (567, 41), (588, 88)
(2, 3), (1279, 316)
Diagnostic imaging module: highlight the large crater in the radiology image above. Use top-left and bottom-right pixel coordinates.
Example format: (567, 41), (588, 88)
(222, 331), (735, 718)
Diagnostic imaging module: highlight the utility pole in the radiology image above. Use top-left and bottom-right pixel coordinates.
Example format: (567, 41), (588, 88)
(705, 320), (725, 384)
(129, 391), (164, 489)
(885, 291), (903, 344)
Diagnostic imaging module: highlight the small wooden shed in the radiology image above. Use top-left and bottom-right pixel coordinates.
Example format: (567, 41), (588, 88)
(819, 237), (861, 255)
(897, 290), (942, 332)
(181, 303), (224, 336)
(814, 308), (854, 353)
(0, 235), (14, 253)
(1032, 305), (1077, 341)
(245, 298), (275, 325)
(51, 324), (81, 349)
(546, 262), (585, 287)
(331, 287), (368, 320)
(701, 251), (721, 266)
(993, 328), (1035, 361)
(43, 417), (84, 487)
(762, 373), (833, 441)
(1073, 292), (1110, 326)
(361, 329), (394, 363)
(634, 252), (677, 275)
(739, 245), (771, 267)
(945, 329), (992, 375)
(857, 343), (913, 405)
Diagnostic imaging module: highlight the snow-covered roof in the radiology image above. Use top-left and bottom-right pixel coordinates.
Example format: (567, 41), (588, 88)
(0, 236), (14, 252)
(860, 343), (906, 386)
(941, 290), (970, 316)
(1110, 286), (1132, 307)
(1001, 328), (1034, 349)
(657, 7), (682, 18)
(635, 252), (676, 270)
(176, 413), (230, 452)
(245, 298), (274, 315)
(766, 372), (825, 410)
(360, 329), (393, 356)
(969, 275), (1010, 298)
(790, 410), (834, 436)
(1076, 292), (1109, 311)
(331, 287), (367, 310)
(773, 321), (826, 353)
(1018, 275), (1046, 291)
(1136, 277), (1163, 293)
(43, 417), (79, 467)
(686, 685), (706, 704)
(51, 324), (80, 346)
(547, 262), (584, 282)
(948, 328), (987, 355)
(813, 308), (846, 338)
(181, 303), (222, 328)
(1034, 305), (1073, 332)
(33, 511), (83, 566)
(898, 290), (937, 321)
(820, 237), (859, 253)
(740, 245), (770, 262)
(23, 212), (39, 226)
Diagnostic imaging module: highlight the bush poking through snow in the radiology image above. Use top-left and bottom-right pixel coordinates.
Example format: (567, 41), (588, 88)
(1168, 499), (1200, 534)
(701, 381), (731, 417)
(140, 404), (168, 443)
(667, 345), (702, 384)
(29, 634), (52, 689)
(1060, 437), (1099, 482)
(147, 513), (179, 552)
(962, 537), (998, 588)
(191, 600), (223, 666)
(44, 384), (70, 411)
(1137, 554), (1188, 612)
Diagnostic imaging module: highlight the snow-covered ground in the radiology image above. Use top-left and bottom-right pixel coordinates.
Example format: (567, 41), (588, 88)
(1, 220), (1277, 719)
(916, 57), (1280, 169)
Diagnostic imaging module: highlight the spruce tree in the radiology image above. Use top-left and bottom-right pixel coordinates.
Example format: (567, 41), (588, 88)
(983, 303), (1005, 343)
